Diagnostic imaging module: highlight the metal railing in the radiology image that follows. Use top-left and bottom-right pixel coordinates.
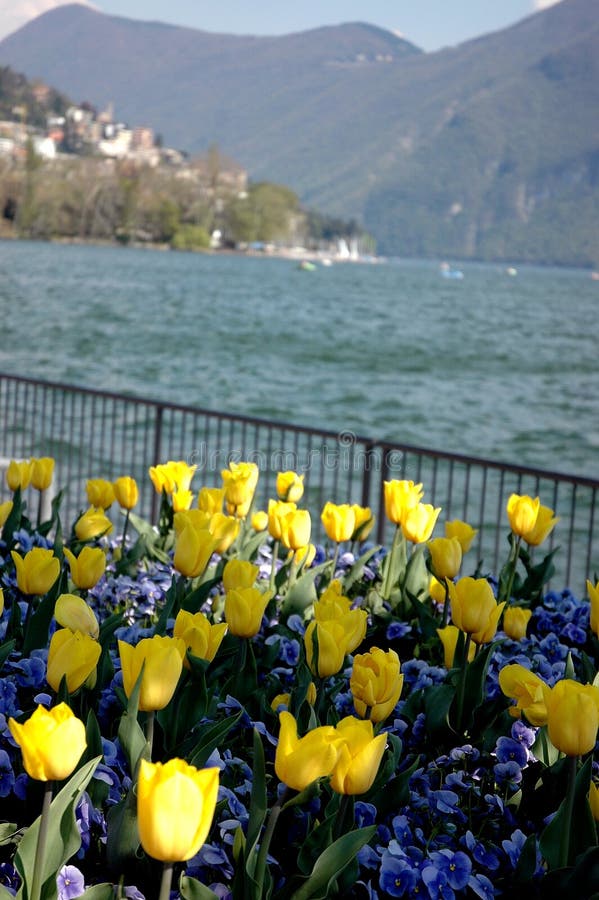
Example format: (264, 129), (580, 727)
(0, 372), (597, 593)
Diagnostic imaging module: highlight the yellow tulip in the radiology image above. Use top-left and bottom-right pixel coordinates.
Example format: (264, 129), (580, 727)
(506, 494), (540, 538)
(350, 505), (375, 542)
(383, 479), (424, 526)
(503, 606), (532, 641)
(75, 507), (113, 541)
(208, 512), (240, 554)
(251, 510), (269, 532)
(401, 503), (441, 544)
(498, 663), (548, 726)
(330, 717), (387, 795)
(350, 647), (403, 723)
(437, 625), (476, 668)
(275, 711), (341, 791)
(198, 486), (224, 515)
(11, 547), (60, 595)
(172, 488), (194, 512)
(589, 782), (599, 822)
(8, 703), (87, 781)
(173, 525), (218, 578)
(174, 609), (228, 664)
(304, 616), (365, 678)
(54, 593), (99, 639)
(315, 580), (351, 615)
(174, 509), (211, 535)
(0, 500), (13, 527)
(118, 635), (185, 711)
(268, 499), (297, 540)
(0, 589), (4, 617)
(224, 587), (271, 638)
(429, 576), (446, 605)
(279, 509), (312, 551)
(271, 692), (291, 712)
(521, 504), (559, 547)
(449, 577), (505, 643)
(444, 519), (478, 553)
(427, 536), (462, 580)
(64, 546), (106, 590)
(543, 679), (599, 756)
(30, 457), (55, 491)
(588, 580), (599, 638)
(86, 478), (115, 509)
(149, 460), (197, 496)
(276, 470), (305, 503)
(137, 758), (219, 862)
(6, 459), (33, 491)
(292, 543), (316, 568)
(47, 627), (101, 693)
(321, 502), (356, 543)
(113, 476), (138, 510)
(222, 559), (259, 593)
(221, 461), (258, 512)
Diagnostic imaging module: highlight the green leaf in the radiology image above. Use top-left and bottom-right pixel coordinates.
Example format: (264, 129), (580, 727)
(0, 822), (18, 845)
(179, 876), (220, 900)
(0, 639), (16, 672)
(0, 886), (15, 900)
(117, 669), (148, 776)
(540, 756), (596, 870)
(15, 757), (100, 900)
(23, 568), (67, 654)
(342, 545), (380, 592)
(188, 710), (243, 769)
(279, 562), (330, 618)
(245, 728), (267, 880)
(289, 826), (376, 900)
(105, 786), (140, 872)
(2, 486), (23, 545)
(79, 886), (116, 900)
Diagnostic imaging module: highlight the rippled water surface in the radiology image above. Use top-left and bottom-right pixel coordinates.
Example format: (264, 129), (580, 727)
(1, 240), (596, 477)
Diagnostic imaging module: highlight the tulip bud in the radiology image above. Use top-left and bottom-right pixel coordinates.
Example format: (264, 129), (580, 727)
(221, 461), (258, 511)
(54, 593), (99, 639)
(64, 546), (106, 590)
(11, 547), (60, 595)
(427, 536), (462, 580)
(174, 609), (228, 664)
(275, 711), (342, 792)
(498, 663), (548, 726)
(173, 525), (218, 578)
(543, 679), (599, 756)
(279, 509), (311, 551)
(506, 494), (540, 537)
(588, 580), (599, 638)
(8, 703), (87, 781)
(119, 635), (185, 711)
(401, 503), (441, 544)
(208, 512), (239, 554)
(0, 500), (13, 527)
(330, 717), (387, 795)
(6, 459), (33, 492)
(350, 505), (375, 542)
(113, 476), (139, 510)
(251, 510), (268, 532)
(444, 519), (477, 553)
(350, 647), (403, 723)
(30, 457), (55, 492)
(276, 470), (305, 503)
(503, 606), (532, 641)
(383, 480), (424, 526)
(75, 507), (113, 542)
(47, 627), (101, 693)
(198, 486), (224, 515)
(449, 577), (505, 643)
(437, 624), (476, 668)
(321, 502), (355, 543)
(86, 478), (115, 509)
(172, 488), (194, 512)
(522, 504), (559, 546)
(224, 587), (271, 638)
(137, 758), (219, 862)
(222, 559), (259, 593)
(268, 499), (297, 540)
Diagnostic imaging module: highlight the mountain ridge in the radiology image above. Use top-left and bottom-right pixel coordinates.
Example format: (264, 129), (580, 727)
(1, 0), (597, 265)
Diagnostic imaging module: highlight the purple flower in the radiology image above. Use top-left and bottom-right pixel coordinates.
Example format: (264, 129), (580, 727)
(495, 736), (528, 768)
(429, 850), (472, 890)
(379, 852), (420, 897)
(56, 866), (85, 900)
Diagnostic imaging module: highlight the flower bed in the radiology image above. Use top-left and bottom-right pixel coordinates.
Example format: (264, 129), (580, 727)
(0, 458), (598, 899)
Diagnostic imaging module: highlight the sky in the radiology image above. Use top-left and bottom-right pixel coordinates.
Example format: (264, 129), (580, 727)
(0, 0), (563, 49)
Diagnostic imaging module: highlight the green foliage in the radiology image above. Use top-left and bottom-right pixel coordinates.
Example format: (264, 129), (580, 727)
(171, 224), (211, 251)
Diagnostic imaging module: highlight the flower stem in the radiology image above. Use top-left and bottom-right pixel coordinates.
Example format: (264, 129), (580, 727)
(30, 781), (53, 900)
(559, 754), (578, 868)
(381, 526), (400, 600)
(499, 535), (521, 605)
(455, 633), (472, 733)
(158, 862), (174, 900)
(254, 789), (290, 896)
(146, 710), (155, 761)
(269, 540), (279, 594)
(330, 543), (340, 580)
(441, 578), (450, 625)
(121, 509), (131, 553)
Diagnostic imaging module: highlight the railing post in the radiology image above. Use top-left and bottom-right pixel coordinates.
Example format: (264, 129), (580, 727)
(150, 404), (164, 524)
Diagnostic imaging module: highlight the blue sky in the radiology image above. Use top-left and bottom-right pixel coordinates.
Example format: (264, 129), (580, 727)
(1, 0), (561, 49)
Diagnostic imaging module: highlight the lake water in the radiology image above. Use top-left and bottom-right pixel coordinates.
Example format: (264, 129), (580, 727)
(1, 239), (597, 479)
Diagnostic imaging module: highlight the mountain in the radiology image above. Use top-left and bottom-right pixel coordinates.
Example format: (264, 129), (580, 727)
(1, 0), (597, 265)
